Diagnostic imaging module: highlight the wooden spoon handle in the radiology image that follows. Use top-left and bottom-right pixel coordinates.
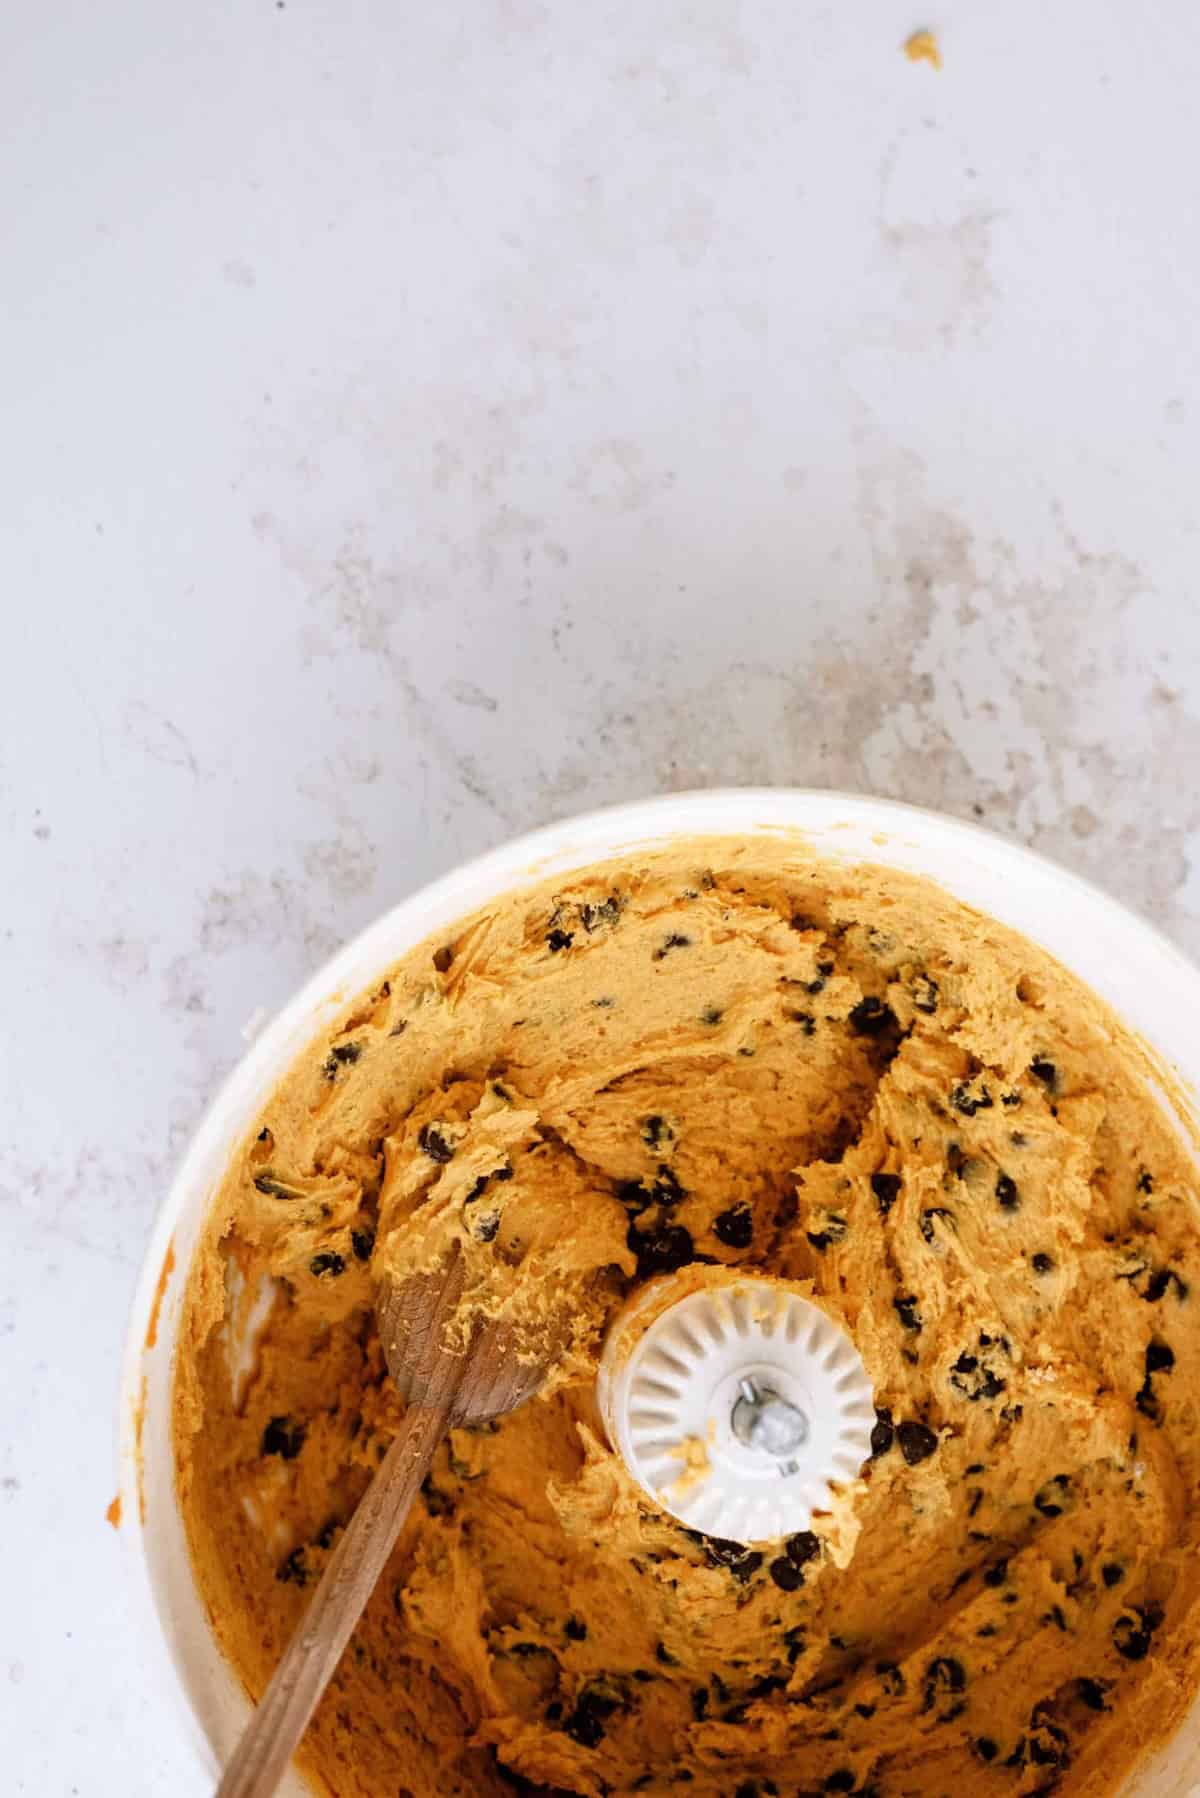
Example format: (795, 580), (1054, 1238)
(216, 1392), (454, 1798)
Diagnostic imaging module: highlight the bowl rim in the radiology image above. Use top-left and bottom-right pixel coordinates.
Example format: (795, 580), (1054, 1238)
(115, 784), (1200, 1792)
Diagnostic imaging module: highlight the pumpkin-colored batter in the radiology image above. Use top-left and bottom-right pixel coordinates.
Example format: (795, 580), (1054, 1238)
(175, 839), (1200, 1797)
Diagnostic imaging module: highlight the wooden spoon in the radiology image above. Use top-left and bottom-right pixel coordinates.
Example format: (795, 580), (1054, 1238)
(215, 1248), (561, 1798)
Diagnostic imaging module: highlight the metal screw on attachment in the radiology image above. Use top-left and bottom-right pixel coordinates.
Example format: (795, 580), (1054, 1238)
(730, 1376), (810, 1458)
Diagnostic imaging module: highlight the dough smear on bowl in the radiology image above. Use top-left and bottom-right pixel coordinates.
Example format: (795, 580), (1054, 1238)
(175, 839), (1200, 1797)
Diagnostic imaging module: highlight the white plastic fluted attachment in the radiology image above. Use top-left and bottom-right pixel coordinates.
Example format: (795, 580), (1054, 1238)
(597, 1272), (874, 1545)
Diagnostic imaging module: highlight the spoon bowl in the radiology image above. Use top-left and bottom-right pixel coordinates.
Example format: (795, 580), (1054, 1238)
(215, 1246), (563, 1798)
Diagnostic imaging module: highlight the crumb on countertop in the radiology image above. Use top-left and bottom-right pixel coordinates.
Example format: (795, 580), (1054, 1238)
(904, 28), (942, 70)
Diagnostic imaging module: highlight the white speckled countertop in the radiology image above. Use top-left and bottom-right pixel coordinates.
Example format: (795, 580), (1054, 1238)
(3, 2), (1200, 1789)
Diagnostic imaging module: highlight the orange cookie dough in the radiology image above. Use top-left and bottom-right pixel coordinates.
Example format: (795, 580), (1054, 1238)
(175, 840), (1200, 1797)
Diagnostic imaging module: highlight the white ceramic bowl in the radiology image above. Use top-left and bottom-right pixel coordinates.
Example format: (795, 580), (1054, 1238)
(117, 788), (1200, 1796)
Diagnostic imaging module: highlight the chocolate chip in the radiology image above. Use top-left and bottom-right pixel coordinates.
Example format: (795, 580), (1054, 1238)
(950, 1345), (1007, 1404)
(1077, 1677), (1111, 1711)
(253, 1172), (305, 1200)
(1137, 1169), (1155, 1194)
(1000, 1091), (1022, 1108)
(351, 1227), (375, 1262)
(974, 1738), (998, 1762)
(464, 1175), (491, 1204)
(786, 1531), (821, 1567)
(309, 1252), (345, 1278)
(546, 928), (574, 952)
(921, 1656), (966, 1714)
(1144, 1267), (1189, 1303)
(875, 1661), (905, 1697)
(276, 1546), (308, 1586)
(1101, 1563), (1125, 1588)
(1030, 1056), (1058, 1089)
(1114, 1604), (1163, 1661)
(616, 1178), (653, 1217)
(790, 1010), (817, 1035)
(1146, 1340), (1176, 1375)
(996, 1173), (1019, 1210)
(871, 1172), (901, 1216)
(870, 1408), (895, 1457)
(1135, 1382), (1162, 1422)
(898, 1421), (939, 1465)
(893, 1295), (923, 1334)
(653, 932), (692, 961)
(807, 1213), (848, 1252)
(713, 1204), (754, 1249)
(432, 944), (454, 973)
(983, 1559), (1008, 1588)
(1032, 1252), (1054, 1274)
(565, 1616), (588, 1641)
(563, 1705), (605, 1747)
(769, 1556), (803, 1591)
(654, 1640), (678, 1665)
(580, 896), (621, 931)
(261, 1416), (305, 1460)
(418, 1123), (455, 1163)
(920, 1207), (954, 1243)
(322, 1041), (362, 1078)
(730, 1550), (764, 1585)
(1028, 1717), (1070, 1770)
(644, 1164), (684, 1208)
(494, 1161), (514, 1181)
(1043, 1604), (1068, 1631)
(822, 1774), (855, 1794)
(692, 1532), (762, 1583)
(629, 1221), (694, 1278)
(1034, 1475), (1070, 1518)
(700, 1005), (723, 1025)
(913, 975), (939, 1014)
(690, 1686), (709, 1720)
(849, 996), (896, 1036)
(420, 1475), (453, 1518)
(563, 1682), (623, 1748)
(641, 1114), (672, 1147)
(951, 1083), (994, 1117)
(474, 1213), (501, 1243)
